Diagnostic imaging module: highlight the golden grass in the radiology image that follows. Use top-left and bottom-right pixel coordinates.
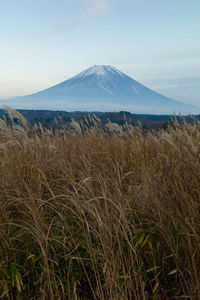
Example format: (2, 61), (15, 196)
(0, 108), (200, 299)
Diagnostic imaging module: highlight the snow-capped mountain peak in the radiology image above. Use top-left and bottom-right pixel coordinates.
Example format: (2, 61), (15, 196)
(73, 65), (124, 78)
(63, 65), (127, 95)
(2, 65), (199, 114)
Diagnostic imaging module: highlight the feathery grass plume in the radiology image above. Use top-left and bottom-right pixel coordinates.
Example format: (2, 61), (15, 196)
(0, 109), (200, 299)
(105, 121), (122, 133)
(70, 118), (82, 134)
(1, 105), (28, 128)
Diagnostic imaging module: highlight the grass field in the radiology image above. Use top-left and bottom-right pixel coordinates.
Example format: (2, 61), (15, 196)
(0, 108), (200, 299)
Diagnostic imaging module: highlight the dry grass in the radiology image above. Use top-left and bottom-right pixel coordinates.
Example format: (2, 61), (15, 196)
(0, 108), (200, 299)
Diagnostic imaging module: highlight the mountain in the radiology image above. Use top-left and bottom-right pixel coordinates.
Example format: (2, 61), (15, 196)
(2, 65), (199, 114)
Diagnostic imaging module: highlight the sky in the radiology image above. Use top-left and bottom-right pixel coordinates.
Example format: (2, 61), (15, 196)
(0, 0), (200, 106)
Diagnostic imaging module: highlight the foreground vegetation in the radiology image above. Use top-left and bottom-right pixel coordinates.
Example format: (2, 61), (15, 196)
(0, 108), (200, 299)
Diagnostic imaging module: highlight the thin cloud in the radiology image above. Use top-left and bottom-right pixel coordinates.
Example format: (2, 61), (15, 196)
(83, 0), (109, 16)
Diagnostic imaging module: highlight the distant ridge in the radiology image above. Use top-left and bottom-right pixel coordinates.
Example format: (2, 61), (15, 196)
(2, 65), (199, 114)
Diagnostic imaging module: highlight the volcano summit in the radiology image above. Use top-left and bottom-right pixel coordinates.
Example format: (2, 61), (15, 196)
(3, 65), (199, 114)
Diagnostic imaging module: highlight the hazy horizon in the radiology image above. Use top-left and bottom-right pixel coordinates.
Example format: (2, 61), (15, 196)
(0, 0), (200, 107)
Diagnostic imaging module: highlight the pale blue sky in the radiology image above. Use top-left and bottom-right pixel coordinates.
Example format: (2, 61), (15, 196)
(0, 0), (200, 105)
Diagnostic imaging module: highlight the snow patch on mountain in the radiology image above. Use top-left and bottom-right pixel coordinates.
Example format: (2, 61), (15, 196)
(74, 65), (124, 78)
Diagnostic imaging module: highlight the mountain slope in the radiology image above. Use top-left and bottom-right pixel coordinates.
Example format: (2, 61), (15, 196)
(2, 65), (199, 114)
